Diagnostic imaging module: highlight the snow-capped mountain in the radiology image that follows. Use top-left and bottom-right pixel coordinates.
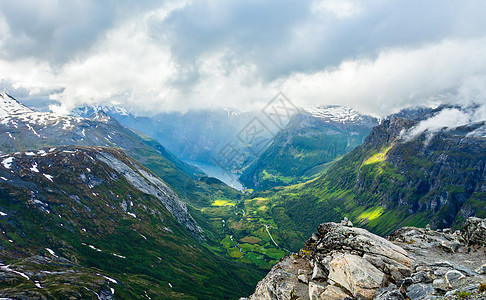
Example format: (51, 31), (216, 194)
(0, 92), (91, 144)
(302, 105), (376, 125)
(70, 102), (380, 189)
(0, 92), (33, 117)
(0, 93), (205, 201)
(72, 104), (131, 118)
(0, 93), (158, 155)
(72, 104), (262, 169)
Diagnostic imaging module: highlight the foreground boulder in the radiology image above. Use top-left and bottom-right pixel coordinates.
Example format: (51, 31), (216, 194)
(462, 217), (486, 247)
(244, 217), (486, 300)
(245, 221), (413, 299)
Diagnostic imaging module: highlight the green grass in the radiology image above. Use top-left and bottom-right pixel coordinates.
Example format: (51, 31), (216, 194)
(363, 145), (392, 165)
(220, 235), (238, 248)
(212, 199), (235, 206)
(228, 248), (244, 258)
(358, 206), (384, 222)
(200, 195), (289, 268)
(240, 236), (262, 244)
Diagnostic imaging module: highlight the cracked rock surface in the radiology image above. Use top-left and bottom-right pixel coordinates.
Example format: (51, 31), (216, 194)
(244, 217), (486, 299)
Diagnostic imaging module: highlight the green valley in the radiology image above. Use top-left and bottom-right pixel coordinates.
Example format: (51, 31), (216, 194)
(240, 107), (377, 190)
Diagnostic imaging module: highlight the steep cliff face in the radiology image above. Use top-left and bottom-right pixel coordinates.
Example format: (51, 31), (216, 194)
(268, 112), (486, 244)
(245, 218), (486, 300)
(351, 117), (486, 229)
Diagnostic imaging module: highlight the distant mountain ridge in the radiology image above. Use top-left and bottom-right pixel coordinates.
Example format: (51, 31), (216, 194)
(72, 105), (262, 166)
(0, 92), (33, 116)
(302, 105), (377, 124)
(74, 103), (379, 191)
(240, 106), (378, 190)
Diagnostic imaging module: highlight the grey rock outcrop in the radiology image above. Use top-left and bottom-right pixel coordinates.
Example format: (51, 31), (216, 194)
(374, 284), (404, 300)
(389, 222), (486, 299)
(245, 217), (486, 300)
(462, 217), (486, 247)
(406, 283), (435, 300)
(96, 150), (203, 238)
(246, 220), (413, 300)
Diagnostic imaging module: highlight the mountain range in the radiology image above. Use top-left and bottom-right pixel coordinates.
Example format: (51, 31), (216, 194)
(75, 104), (378, 191)
(1, 91), (485, 299)
(0, 93), (264, 299)
(0, 93), (241, 207)
(240, 106), (486, 251)
(240, 106), (378, 190)
(0, 145), (262, 299)
(72, 106), (263, 170)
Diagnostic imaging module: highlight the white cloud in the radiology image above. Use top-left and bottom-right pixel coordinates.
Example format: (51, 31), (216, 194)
(48, 21), (176, 114)
(404, 108), (472, 141)
(282, 38), (486, 116)
(0, 0), (486, 116)
(1, 4), (185, 114)
(311, 0), (362, 18)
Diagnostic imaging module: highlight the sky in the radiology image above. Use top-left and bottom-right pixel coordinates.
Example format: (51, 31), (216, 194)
(1, 0), (486, 117)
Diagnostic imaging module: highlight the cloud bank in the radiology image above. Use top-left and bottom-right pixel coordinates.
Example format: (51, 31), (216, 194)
(0, 0), (485, 116)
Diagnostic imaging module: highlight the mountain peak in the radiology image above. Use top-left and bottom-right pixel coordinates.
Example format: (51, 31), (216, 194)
(0, 93), (33, 117)
(71, 104), (132, 119)
(302, 105), (372, 124)
(90, 109), (112, 123)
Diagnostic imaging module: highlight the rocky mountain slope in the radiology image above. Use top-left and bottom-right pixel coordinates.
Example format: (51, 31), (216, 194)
(0, 146), (262, 299)
(0, 92), (201, 181)
(245, 217), (486, 299)
(257, 109), (486, 250)
(240, 106), (377, 190)
(0, 92), (241, 208)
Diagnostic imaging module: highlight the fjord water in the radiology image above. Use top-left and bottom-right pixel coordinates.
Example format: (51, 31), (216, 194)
(183, 159), (245, 190)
